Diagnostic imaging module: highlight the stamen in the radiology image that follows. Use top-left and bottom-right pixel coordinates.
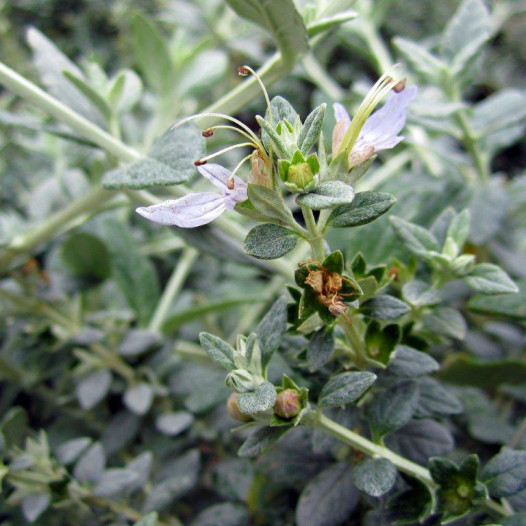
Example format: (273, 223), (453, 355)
(227, 176), (235, 190)
(205, 125), (259, 145)
(393, 79), (406, 93)
(197, 142), (255, 163)
(238, 65), (273, 127)
(194, 160), (208, 166)
(202, 128), (214, 137)
(231, 153), (253, 176)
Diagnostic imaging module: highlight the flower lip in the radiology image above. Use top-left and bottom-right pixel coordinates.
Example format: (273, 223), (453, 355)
(135, 163), (248, 228)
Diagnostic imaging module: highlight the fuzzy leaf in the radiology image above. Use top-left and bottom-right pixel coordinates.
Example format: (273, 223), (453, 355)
(307, 327), (334, 371)
(238, 426), (290, 457)
(328, 191), (396, 228)
(353, 458), (397, 497)
(482, 448), (526, 498)
(390, 216), (439, 257)
(319, 372), (376, 408)
(199, 333), (236, 370)
(257, 296), (288, 369)
(244, 224), (298, 260)
(298, 103), (326, 155)
(296, 181), (354, 210)
(464, 264), (518, 295)
(360, 295), (410, 320)
(237, 382), (277, 415)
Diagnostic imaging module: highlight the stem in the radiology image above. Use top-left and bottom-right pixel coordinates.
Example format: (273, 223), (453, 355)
(338, 316), (368, 369)
(359, 20), (393, 73)
(312, 412), (512, 520)
(302, 53), (346, 100)
(301, 206), (324, 260)
(148, 247), (199, 333)
(446, 82), (489, 182)
(0, 62), (140, 162)
(0, 186), (113, 272)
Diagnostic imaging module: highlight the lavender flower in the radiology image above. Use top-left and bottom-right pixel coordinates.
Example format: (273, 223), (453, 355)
(136, 164), (248, 228)
(333, 85), (418, 167)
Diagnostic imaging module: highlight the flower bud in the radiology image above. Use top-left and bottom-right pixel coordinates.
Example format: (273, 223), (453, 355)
(274, 389), (302, 419)
(279, 151), (320, 194)
(288, 163), (315, 189)
(226, 393), (252, 422)
(249, 151), (273, 189)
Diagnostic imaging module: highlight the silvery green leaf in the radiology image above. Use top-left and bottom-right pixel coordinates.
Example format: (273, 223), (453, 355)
(353, 457), (397, 497)
(123, 382), (154, 415)
(131, 12), (173, 94)
(296, 463), (359, 526)
(318, 372), (376, 407)
(387, 346), (439, 378)
(415, 377), (463, 418)
(368, 381), (420, 441)
(307, 10), (358, 37)
(118, 329), (162, 357)
(296, 181), (354, 210)
(430, 207), (456, 247)
(403, 281), (441, 306)
(74, 442), (106, 484)
(191, 503), (249, 526)
(177, 50), (228, 96)
(307, 327), (334, 371)
(238, 426), (290, 457)
(103, 124), (204, 189)
(56, 437), (92, 465)
(328, 191), (396, 228)
(247, 184), (296, 227)
(22, 493), (50, 523)
(298, 103), (326, 156)
(133, 513), (158, 526)
(237, 382), (277, 415)
(127, 452), (153, 492)
(446, 209), (470, 250)
(440, 0), (490, 63)
(225, 0), (309, 66)
(471, 89), (526, 138)
(199, 333), (236, 370)
(76, 370), (112, 410)
(108, 69), (143, 112)
(257, 296), (288, 369)
(244, 224), (298, 260)
(93, 468), (141, 497)
(255, 115), (290, 158)
(393, 37), (446, 81)
(422, 307), (466, 340)
(390, 216), (439, 258)
(156, 412), (194, 436)
(360, 295), (410, 320)
(464, 264), (519, 295)
(482, 448), (526, 498)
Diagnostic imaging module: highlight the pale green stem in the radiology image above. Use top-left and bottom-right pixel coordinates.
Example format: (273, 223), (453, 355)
(301, 206), (325, 261)
(337, 316), (368, 369)
(312, 412), (512, 520)
(358, 20), (393, 73)
(302, 53), (346, 100)
(148, 247), (199, 333)
(0, 186), (113, 272)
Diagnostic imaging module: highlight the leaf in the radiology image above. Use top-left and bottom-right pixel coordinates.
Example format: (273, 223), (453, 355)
(386, 477), (433, 525)
(353, 458), (397, 497)
(76, 370), (112, 410)
(298, 103), (326, 156)
(101, 219), (160, 325)
(393, 37), (446, 81)
(390, 216), (438, 257)
(244, 224), (298, 260)
(415, 377), (463, 418)
(247, 184), (296, 226)
(307, 327), (334, 371)
(257, 296), (288, 369)
(365, 322), (401, 366)
(319, 372), (376, 408)
(74, 442), (106, 484)
(56, 437), (92, 465)
(199, 332), (235, 370)
(468, 281), (526, 320)
(328, 191), (396, 228)
(118, 329), (162, 357)
(368, 381), (420, 441)
(237, 382), (277, 415)
(446, 209), (470, 249)
(402, 280), (441, 307)
(295, 463), (359, 526)
(360, 295), (410, 320)
(307, 10), (358, 37)
(387, 346), (439, 378)
(133, 513), (158, 526)
(26, 27), (103, 124)
(191, 503), (249, 526)
(225, 0), (309, 66)
(22, 493), (50, 523)
(238, 426), (290, 457)
(296, 181), (354, 210)
(103, 124), (204, 189)
(482, 448), (526, 499)
(61, 232), (111, 282)
(93, 468), (141, 497)
(131, 12), (173, 94)
(464, 264), (518, 295)
(422, 307), (466, 340)
(386, 419), (454, 467)
(62, 70), (112, 121)
(439, 354), (526, 388)
(155, 412), (194, 437)
(123, 382), (154, 415)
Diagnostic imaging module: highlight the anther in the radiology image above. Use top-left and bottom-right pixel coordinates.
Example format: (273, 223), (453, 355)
(227, 176), (235, 190)
(194, 159), (207, 166)
(392, 79), (406, 93)
(237, 66), (250, 76)
(202, 128), (214, 137)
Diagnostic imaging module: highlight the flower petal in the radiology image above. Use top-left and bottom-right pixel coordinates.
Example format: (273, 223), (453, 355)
(197, 163), (243, 191)
(136, 192), (226, 228)
(224, 180), (248, 210)
(333, 103), (351, 126)
(356, 85), (418, 153)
